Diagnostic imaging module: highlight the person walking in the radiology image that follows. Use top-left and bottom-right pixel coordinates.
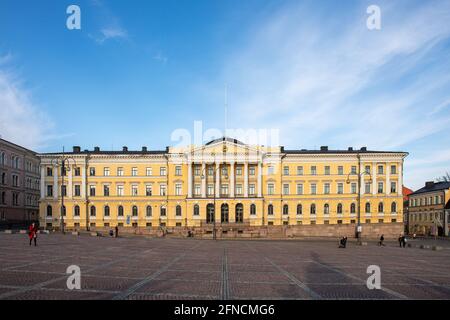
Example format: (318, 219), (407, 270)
(402, 235), (407, 248)
(28, 222), (38, 246)
(379, 234), (385, 246)
(115, 226), (119, 238)
(398, 234), (403, 247)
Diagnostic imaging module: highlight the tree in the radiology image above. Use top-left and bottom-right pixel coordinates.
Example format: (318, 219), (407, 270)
(436, 172), (450, 182)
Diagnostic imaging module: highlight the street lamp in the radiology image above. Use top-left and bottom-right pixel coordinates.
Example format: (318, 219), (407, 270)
(345, 153), (372, 244)
(51, 151), (76, 234)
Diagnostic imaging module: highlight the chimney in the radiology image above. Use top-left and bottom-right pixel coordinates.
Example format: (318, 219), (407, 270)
(425, 181), (435, 188)
(122, 146), (128, 152)
(348, 147), (353, 151)
(142, 146), (147, 152)
(360, 147), (367, 151)
(320, 146), (328, 151)
(73, 146), (81, 153)
(94, 146), (100, 152)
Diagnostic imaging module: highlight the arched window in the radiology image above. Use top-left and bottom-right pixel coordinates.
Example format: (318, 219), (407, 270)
(391, 202), (397, 213)
(283, 204), (289, 215)
(160, 206), (166, 216)
(176, 205), (182, 216)
(365, 203), (371, 213)
(90, 206), (96, 217)
(118, 205), (124, 216)
(206, 204), (214, 223)
(0, 152), (5, 165)
(324, 204), (329, 214)
(297, 204), (302, 215)
(378, 202), (384, 213)
(104, 205), (110, 217)
(337, 203), (343, 214)
(268, 204), (273, 215)
(310, 204), (316, 215)
(351, 203), (356, 214)
(221, 204), (229, 223)
(146, 206), (152, 217)
(132, 206), (138, 216)
(1, 192), (5, 204)
(250, 204), (256, 215)
(235, 203), (243, 223)
(46, 205), (52, 217)
(74, 205), (80, 216)
(61, 205), (66, 216)
(1, 172), (5, 185)
(193, 204), (199, 216)
(15, 157), (19, 169)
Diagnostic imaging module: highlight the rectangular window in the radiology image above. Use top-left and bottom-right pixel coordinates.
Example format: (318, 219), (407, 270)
(117, 185), (124, 196)
(146, 167), (152, 176)
(117, 167), (124, 176)
(378, 165), (384, 175)
(104, 167), (110, 176)
(311, 166), (317, 175)
(324, 183), (330, 194)
(208, 166), (214, 176)
(61, 185), (67, 197)
(338, 166), (343, 175)
(311, 183), (317, 195)
(365, 183), (371, 194)
(268, 166), (274, 175)
(222, 166), (228, 176)
(103, 185), (110, 196)
(378, 182), (384, 194)
(297, 166), (303, 175)
(47, 185), (53, 197)
(194, 166), (200, 176)
(283, 184), (289, 195)
(47, 167), (53, 176)
(248, 184), (255, 195)
(207, 184), (214, 196)
(132, 167), (138, 176)
(351, 183), (357, 194)
(390, 182), (396, 193)
(175, 166), (182, 176)
(160, 167), (166, 176)
(297, 184), (303, 195)
(337, 183), (343, 194)
(267, 183), (274, 195)
(89, 185), (96, 197)
(74, 167), (81, 176)
(351, 166), (357, 174)
(236, 184), (243, 195)
(89, 167), (95, 176)
(221, 184), (228, 195)
(194, 184), (201, 195)
(175, 183), (182, 195)
(74, 185), (81, 197)
(283, 166), (289, 175)
(249, 166), (255, 176)
(236, 166), (242, 176)
(391, 165), (397, 174)
(324, 166), (330, 175)
(146, 185), (152, 196)
(365, 165), (370, 174)
(160, 185), (167, 196)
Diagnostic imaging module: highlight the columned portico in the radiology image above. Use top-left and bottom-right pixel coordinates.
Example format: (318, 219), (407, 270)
(244, 162), (248, 197)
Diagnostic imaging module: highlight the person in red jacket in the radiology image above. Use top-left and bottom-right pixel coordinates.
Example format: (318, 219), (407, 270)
(28, 222), (38, 246)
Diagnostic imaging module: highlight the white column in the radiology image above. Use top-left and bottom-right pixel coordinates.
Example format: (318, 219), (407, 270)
(81, 164), (86, 198)
(53, 165), (58, 200)
(215, 162), (220, 198)
(201, 163), (206, 198)
(187, 162), (192, 198)
(258, 162), (262, 197)
(372, 162), (377, 195)
(386, 163), (390, 196)
(398, 162), (403, 196)
(244, 162), (249, 197)
(359, 161), (364, 195)
(40, 166), (45, 199)
(230, 162), (235, 197)
(68, 165), (73, 198)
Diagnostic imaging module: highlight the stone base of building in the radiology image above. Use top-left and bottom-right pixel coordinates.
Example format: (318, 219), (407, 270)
(61, 223), (404, 240)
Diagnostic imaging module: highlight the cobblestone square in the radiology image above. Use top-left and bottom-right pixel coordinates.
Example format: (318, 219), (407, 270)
(0, 233), (449, 300)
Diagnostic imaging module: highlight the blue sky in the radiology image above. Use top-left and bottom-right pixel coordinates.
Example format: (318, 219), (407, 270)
(0, 0), (449, 189)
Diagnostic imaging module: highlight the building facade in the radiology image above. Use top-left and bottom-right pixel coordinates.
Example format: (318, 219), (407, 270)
(408, 181), (450, 236)
(0, 138), (40, 225)
(38, 138), (407, 237)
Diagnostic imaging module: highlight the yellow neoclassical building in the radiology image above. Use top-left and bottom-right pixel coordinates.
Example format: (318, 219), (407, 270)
(38, 138), (407, 237)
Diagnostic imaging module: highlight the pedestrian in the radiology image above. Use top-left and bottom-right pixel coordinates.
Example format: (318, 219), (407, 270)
(398, 234), (402, 247)
(402, 235), (407, 248)
(109, 229), (114, 237)
(379, 234), (385, 246)
(115, 226), (119, 238)
(28, 222), (38, 246)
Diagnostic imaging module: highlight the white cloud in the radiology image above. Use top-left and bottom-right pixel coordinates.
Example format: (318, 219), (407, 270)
(90, 26), (128, 44)
(0, 63), (55, 150)
(153, 52), (168, 64)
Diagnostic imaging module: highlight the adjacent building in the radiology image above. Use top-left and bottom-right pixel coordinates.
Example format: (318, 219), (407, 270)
(38, 138), (407, 237)
(408, 181), (450, 236)
(0, 138), (40, 225)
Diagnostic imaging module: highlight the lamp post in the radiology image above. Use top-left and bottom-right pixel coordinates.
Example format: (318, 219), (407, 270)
(51, 151), (76, 234)
(346, 153), (372, 244)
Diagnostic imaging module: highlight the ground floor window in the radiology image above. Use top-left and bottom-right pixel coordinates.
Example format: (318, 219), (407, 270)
(146, 222), (152, 227)
(176, 222), (182, 227)
(378, 219), (384, 223)
(90, 223), (96, 227)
